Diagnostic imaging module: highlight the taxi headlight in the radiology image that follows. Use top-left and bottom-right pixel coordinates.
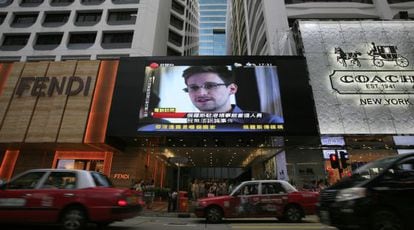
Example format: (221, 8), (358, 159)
(336, 187), (366, 202)
(197, 201), (207, 207)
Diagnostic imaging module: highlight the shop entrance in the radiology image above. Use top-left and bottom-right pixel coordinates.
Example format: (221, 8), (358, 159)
(56, 159), (104, 172)
(52, 151), (112, 175)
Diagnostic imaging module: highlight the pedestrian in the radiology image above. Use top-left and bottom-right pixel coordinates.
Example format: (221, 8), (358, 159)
(170, 190), (178, 212)
(144, 179), (155, 209)
(168, 189), (174, 212)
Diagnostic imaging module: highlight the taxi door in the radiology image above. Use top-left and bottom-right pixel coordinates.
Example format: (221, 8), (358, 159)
(259, 182), (288, 217)
(229, 182), (261, 217)
(27, 171), (80, 222)
(0, 171), (46, 222)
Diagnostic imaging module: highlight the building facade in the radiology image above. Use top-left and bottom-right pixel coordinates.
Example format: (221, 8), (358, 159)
(227, 0), (414, 186)
(0, 0), (199, 61)
(0, 60), (170, 188)
(4, 0), (414, 190)
(199, 0), (227, 55)
(228, 0), (414, 56)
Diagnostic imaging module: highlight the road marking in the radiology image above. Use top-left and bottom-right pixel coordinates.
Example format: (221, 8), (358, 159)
(231, 224), (335, 229)
(165, 223), (197, 227)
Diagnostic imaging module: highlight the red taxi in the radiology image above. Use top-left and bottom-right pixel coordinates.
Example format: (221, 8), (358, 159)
(195, 180), (319, 223)
(0, 169), (144, 230)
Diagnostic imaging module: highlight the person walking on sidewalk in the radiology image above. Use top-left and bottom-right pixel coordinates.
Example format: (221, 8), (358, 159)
(168, 190), (178, 212)
(144, 179), (155, 209)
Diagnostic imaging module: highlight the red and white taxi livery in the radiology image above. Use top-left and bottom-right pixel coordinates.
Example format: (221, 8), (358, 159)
(195, 180), (319, 223)
(0, 169), (144, 230)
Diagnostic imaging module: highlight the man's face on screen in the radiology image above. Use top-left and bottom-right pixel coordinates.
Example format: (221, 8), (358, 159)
(185, 72), (237, 112)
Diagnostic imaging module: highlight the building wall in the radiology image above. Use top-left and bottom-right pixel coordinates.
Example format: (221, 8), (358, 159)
(199, 0), (227, 55)
(228, 0), (414, 55)
(0, 0), (199, 60)
(168, 0), (199, 56)
(0, 60), (104, 142)
(12, 150), (55, 177)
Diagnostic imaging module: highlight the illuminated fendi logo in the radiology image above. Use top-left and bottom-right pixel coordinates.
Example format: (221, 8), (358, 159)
(15, 76), (92, 97)
(330, 42), (414, 94)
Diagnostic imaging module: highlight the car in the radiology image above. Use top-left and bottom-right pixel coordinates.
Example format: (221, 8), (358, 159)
(194, 180), (319, 223)
(0, 169), (144, 230)
(318, 153), (414, 230)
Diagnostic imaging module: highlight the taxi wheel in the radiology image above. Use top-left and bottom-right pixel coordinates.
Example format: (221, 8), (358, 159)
(283, 205), (303, 223)
(372, 210), (403, 230)
(60, 207), (87, 230)
(206, 206), (223, 224)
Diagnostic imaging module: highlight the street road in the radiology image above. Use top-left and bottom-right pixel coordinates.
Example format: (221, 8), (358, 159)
(3, 216), (337, 230)
(108, 217), (337, 230)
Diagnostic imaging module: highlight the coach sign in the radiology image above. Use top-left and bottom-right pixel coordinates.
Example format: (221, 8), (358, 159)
(297, 20), (414, 134)
(330, 70), (414, 94)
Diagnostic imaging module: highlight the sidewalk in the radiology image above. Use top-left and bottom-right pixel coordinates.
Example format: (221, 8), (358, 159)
(140, 200), (194, 217)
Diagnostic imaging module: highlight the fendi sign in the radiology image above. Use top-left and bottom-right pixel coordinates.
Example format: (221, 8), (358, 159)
(16, 76), (92, 97)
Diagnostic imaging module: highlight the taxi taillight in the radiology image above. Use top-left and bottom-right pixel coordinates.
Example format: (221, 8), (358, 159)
(117, 199), (128, 207)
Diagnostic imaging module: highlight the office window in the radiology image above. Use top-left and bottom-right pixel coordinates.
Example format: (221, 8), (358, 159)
(107, 10), (137, 25)
(96, 54), (129, 60)
(0, 0), (12, 7)
(43, 12), (70, 26)
(388, 0), (412, 3)
(1, 34), (30, 48)
(112, 0), (139, 4)
(200, 16), (226, 22)
(0, 56), (21, 62)
(35, 33), (62, 45)
(0, 13), (6, 25)
(102, 32), (133, 43)
(12, 13), (38, 27)
(172, 0), (185, 15)
(170, 14), (184, 30)
(75, 11), (102, 26)
(81, 0), (104, 5)
(101, 31), (133, 48)
(50, 0), (74, 6)
(20, 0), (44, 6)
(62, 55), (91, 60)
(68, 32), (96, 44)
(27, 56), (55, 61)
(200, 5), (225, 10)
(167, 46), (181, 56)
(168, 30), (182, 47)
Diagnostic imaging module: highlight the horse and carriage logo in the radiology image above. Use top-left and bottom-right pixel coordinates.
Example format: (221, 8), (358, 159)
(334, 42), (409, 68)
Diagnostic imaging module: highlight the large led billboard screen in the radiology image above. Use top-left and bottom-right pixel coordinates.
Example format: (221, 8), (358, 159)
(107, 56), (317, 137)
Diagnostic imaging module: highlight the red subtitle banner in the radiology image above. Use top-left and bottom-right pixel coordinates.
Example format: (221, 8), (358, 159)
(152, 112), (187, 118)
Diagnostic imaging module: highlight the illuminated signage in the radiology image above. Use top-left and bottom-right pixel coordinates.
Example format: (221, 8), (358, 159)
(330, 70), (414, 94)
(113, 173), (130, 180)
(331, 43), (413, 95)
(15, 76), (92, 97)
(334, 43), (409, 68)
(330, 43), (414, 105)
(299, 20), (414, 134)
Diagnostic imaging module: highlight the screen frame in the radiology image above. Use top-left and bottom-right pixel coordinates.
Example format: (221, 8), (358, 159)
(106, 56), (318, 140)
